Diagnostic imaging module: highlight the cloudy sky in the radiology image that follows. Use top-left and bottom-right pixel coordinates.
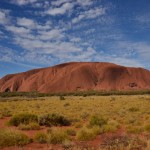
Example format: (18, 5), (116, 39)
(0, 0), (150, 77)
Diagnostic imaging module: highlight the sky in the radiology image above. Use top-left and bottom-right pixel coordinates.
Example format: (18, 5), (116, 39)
(0, 0), (150, 77)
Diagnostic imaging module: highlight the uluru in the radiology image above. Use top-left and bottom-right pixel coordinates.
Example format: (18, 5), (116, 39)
(0, 62), (150, 93)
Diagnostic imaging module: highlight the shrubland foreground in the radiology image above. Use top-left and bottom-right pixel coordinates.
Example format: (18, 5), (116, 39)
(0, 95), (150, 150)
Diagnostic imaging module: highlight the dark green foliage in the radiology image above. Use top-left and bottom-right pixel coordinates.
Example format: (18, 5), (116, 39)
(59, 95), (65, 100)
(1, 90), (150, 98)
(8, 113), (38, 126)
(38, 114), (71, 127)
(90, 115), (107, 127)
(83, 93), (87, 97)
(128, 107), (139, 112)
(145, 124), (150, 132)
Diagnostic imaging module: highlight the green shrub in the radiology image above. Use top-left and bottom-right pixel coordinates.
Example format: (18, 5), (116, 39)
(127, 126), (144, 134)
(83, 94), (87, 97)
(76, 128), (96, 141)
(0, 114), (3, 119)
(18, 122), (40, 130)
(0, 129), (31, 147)
(34, 132), (47, 143)
(128, 107), (139, 112)
(47, 129), (69, 144)
(92, 126), (103, 135)
(107, 120), (120, 128)
(38, 113), (71, 127)
(60, 96), (65, 100)
(145, 124), (150, 132)
(66, 129), (76, 136)
(103, 124), (118, 133)
(8, 113), (38, 126)
(1, 110), (12, 117)
(80, 112), (89, 120)
(90, 115), (107, 127)
(74, 122), (83, 128)
(64, 103), (70, 107)
(62, 140), (74, 149)
(102, 120), (120, 133)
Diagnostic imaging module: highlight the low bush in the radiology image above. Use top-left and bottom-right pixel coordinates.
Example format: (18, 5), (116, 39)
(0, 129), (31, 148)
(144, 124), (150, 132)
(92, 126), (103, 135)
(34, 132), (47, 143)
(47, 129), (69, 144)
(8, 113), (38, 126)
(128, 107), (139, 112)
(74, 122), (83, 128)
(103, 124), (118, 133)
(1, 110), (12, 117)
(38, 113), (71, 127)
(66, 128), (76, 136)
(59, 96), (65, 100)
(76, 128), (96, 141)
(62, 140), (74, 149)
(0, 114), (3, 119)
(102, 120), (120, 133)
(127, 126), (144, 134)
(18, 122), (40, 130)
(90, 115), (107, 127)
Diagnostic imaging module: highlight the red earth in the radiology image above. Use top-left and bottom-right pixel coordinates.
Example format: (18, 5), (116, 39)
(0, 62), (150, 93)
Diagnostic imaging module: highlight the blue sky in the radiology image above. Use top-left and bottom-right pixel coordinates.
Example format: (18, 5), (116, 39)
(0, 0), (150, 77)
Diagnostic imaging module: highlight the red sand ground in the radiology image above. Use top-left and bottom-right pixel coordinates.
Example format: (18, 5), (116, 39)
(0, 62), (150, 93)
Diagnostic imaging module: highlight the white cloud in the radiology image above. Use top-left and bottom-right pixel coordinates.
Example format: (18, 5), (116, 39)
(17, 18), (36, 28)
(70, 37), (81, 42)
(38, 29), (64, 41)
(2, 0), (146, 70)
(76, 0), (93, 7)
(136, 13), (150, 24)
(72, 7), (106, 24)
(17, 17), (52, 30)
(46, 2), (74, 15)
(106, 57), (143, 68)
(105, 40), (150, 69)
(6, 25), (30, 34)
(11, 0), (38, 5)
(51, 0), (73, 6)
(0, 9), (10, 25)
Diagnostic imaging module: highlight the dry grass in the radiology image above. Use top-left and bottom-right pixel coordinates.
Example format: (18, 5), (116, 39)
(0, 95), (150, 149)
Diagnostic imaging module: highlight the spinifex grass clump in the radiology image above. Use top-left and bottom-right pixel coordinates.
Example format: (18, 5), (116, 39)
(8, 113), (38, 126)
(76, 127), (96, 141)
(38, 113), (71, 127)
(34, 132), (48, 144)
(145, 124), (150, 132)
(0, 129), (31, 148)
(90, 115), (108, 127)
(18, 122), (40, 130)
(47, 129), (69, 144)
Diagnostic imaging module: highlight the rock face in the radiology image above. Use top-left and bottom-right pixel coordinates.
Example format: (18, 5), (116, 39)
(0, 62), (150, 93)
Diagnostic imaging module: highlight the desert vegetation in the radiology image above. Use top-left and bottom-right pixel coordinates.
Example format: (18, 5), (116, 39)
(0, 95), (150, 149)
